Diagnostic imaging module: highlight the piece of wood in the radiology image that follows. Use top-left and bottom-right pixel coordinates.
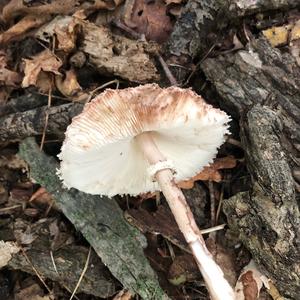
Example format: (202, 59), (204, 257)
(201, 38), (300, 162)
(223, 105), (300, 299)
(0, 102), (83, 144)
(201, 38), (300, 298)
(165, 0), (300, 81)
(18, 138), (168, 300)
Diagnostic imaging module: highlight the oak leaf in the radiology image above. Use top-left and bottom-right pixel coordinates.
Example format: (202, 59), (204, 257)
(178, 156), (237, 189)
(22, 49), (62, 88)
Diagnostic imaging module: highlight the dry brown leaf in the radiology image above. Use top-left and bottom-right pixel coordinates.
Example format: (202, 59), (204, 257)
(15, 283), (52, 300)
(35, 71), (54, 93)
(22, 49), (62, 88)
(178, 156), (237, 189)
(168, 254), (199, 285)
(0, 87), (12, 105)
(206, 235), (237, 287)
(36, 15), (159, 81)
(55, 69), (82, 98)
(0, 14), (50, 45)
(0, 241), (20, 268)
(112, 290), (133, 300)
(1, 0), (78, 23)
(0, 52), (21, 86)
(262, 19), (300, 48)
(289, 20), (300, 65)
(55, 19), (81, 52)
(262, 25), (292, 47)
(128, 0), (173, 43)
(235, 260), (269, 300)
(36, 16), (81, 52)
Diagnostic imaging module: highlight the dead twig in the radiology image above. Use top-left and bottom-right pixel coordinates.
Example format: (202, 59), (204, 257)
(40, 84), (52, 150)
(157, 54), (177, 86)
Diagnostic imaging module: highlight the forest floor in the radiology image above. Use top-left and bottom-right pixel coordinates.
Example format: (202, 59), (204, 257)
(0, 1), (299, 300)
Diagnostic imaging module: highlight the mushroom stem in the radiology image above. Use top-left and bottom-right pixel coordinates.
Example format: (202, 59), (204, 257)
(135, 132), (235, 300)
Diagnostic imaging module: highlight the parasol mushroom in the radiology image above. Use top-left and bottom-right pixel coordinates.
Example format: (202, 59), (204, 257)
(58, 84), (235, 300)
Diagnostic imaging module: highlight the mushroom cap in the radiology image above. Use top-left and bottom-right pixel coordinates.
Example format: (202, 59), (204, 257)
(58, 84), (230, 196)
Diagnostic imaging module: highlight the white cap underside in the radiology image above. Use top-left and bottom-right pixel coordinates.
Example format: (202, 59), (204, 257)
(58, 84), (230, 196)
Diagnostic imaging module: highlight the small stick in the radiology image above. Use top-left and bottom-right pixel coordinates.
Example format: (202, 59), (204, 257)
(157, 54), (178, 86)
(40, 86), (52, 150)
(201, 224), (226, 235)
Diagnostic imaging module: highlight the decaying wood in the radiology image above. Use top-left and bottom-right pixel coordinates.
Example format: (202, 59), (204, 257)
(201, 38), (300, 163)
(223, 106), (300, 299)
(81, 21), (160, 83)
(0, 93), (49, 117)
(166, 0), (300, 81)
(18, 138), (168, 300)
(168, 0), (300, 59)
(5, 219), (117, 298)
(0, 102), (83, 143)
(201, 38), (300, 298)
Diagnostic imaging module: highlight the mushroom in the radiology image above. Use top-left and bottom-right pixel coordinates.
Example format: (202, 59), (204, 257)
(58, 84), (234, 300)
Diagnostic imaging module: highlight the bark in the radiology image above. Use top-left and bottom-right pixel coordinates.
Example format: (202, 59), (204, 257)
(0, 93), (48, 117)
(18, 138), (168, 300)
(201, 38), (300, 163)
(165, 0), (300, 81)
(0, 102), (83, 144)
(201, 38), (300, 298)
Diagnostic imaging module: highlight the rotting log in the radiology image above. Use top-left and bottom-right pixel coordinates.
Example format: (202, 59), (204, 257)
(201, 38), (300, 164)
(201, 38), (300, 298)
(0, 103), (83, 144)
(5, 218), (117, 298)
(0, 93), (48, 117)
(166, 0), (300, 81)
(18, 138), (169, 300)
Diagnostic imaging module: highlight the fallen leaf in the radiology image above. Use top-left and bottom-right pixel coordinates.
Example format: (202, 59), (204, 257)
(289, 20), (300, 65)
(290, 19), (300, 41)
(262, 19), (300, 48)
(1, 0), (78, 23)
(35, 71), (54, 93)
(206, 234), (237, 287)
(15, 283), (52, 300)
(125, 206), (187, 251)
(113, 290), (133, 300)
(22, 49), (62, 88)
(55, 69), (83, 99)
(168, 254), (199, 285)
(235, 260), (270, 300)
(262, 25), (292, 47)
(0, 14), (50, 45)
(178, 156), (237, 189)
(128, 0), (174, 43)
(0, 87), (12, 105)
(36, 16), (81, 52)
(0, 51), (22, 86)
(0, 241), (20, 268)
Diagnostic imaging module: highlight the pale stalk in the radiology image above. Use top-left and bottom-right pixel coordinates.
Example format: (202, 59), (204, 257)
(135, 132), (235, 300)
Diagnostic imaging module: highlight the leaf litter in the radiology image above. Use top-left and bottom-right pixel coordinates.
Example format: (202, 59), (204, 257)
(0, 0), (295, 299)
